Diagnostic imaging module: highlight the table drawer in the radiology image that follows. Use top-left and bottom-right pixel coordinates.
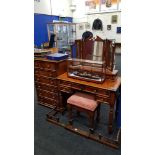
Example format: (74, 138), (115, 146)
(96, 96), (110, 104)
(96, 89), (111, 97)
(59, 80), (72, 87)
(35, 75), (57, 85)
(59, 85), (72, 93)
(58, 80), (111, 99)
(35, 69), (56, 77)
(35, 82), (58, 92)
(71, 83), (83, 91)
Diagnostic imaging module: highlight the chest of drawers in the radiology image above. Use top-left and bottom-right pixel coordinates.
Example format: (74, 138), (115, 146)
(34, 58), (67, 109)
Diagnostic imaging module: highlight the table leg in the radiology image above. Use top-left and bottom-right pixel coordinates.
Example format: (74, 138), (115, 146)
(108, 93), (116, 134)
(108, 105), (114, 134)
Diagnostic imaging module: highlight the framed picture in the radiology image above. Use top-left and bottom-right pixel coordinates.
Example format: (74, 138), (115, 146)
(79, 24), (84, 30)
(85, 23), (91, 29)
(111, 15), (118, 24)
(107, 25), (111, 30)
(116, 27), (121, 33)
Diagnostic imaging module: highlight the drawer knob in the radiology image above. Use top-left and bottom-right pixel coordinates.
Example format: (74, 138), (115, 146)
(80, 86), (85, 90)
(94, 90), (97, 93)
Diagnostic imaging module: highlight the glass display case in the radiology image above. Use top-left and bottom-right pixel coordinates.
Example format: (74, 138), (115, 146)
(47, 22), (76, 56)
(67, 58), (106, 83)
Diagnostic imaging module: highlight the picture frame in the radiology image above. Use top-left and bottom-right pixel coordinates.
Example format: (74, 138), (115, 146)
(111, 15), (118, 24)
(107, 25), (111, 30)
(85, 23), (91, 29)
(116, 27), (121, 33)
(79, 24), (84, 30)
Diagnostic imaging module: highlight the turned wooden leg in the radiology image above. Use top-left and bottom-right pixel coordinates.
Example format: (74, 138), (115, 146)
(108, 105), (114, 134)
(108, 93), (116, 134)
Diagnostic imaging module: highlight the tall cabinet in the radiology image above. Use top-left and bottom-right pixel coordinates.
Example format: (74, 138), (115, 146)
(47, 22), (76, 55)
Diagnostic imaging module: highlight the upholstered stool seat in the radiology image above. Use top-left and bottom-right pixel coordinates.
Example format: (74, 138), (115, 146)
(67, 92), (100, 129)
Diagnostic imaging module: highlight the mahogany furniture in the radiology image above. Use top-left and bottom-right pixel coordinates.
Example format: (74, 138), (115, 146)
(67, 92), (100, 129)
(74, 37), (117, 80)
(57, 72), (121, 134)
(34, 58), (67, 111)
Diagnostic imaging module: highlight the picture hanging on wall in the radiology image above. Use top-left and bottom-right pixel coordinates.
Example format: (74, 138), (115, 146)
(85, 23), (91, 29)
(107, 25), (111, 30)
(101, 0), (118, 11)
(79, 24), (84, 30)
(85, 0), (100, 13)
(116, 27), (121, 33)
(111, 15), (118, 24)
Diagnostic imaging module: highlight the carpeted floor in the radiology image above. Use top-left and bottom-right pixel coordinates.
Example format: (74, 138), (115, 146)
(34, 54), (121, 155)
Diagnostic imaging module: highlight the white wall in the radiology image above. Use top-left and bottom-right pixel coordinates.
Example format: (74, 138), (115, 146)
(72, 0), (121, 43)
(51, 0), (73, 17)
(34, 0), (73, 17)
(34, 0), (51, 15)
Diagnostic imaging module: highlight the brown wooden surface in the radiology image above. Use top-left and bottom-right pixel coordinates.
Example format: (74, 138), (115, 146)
(34, 59), (67, 109)
(34, 57), (66, 63)
(57, 72), (121, 134)
(57, 72), (121, 92)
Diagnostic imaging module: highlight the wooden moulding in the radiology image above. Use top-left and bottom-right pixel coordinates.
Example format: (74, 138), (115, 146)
(46, 110), (121, 149)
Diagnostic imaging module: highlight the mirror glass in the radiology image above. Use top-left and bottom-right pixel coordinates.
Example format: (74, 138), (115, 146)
(92, 41), (103, 61)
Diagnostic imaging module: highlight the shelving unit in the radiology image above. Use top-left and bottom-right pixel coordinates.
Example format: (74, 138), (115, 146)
(47, 22), (76, 56)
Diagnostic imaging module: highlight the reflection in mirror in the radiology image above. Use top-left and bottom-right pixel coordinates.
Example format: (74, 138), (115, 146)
(92, 41), (103, 61)
(73, 37), (115, 71)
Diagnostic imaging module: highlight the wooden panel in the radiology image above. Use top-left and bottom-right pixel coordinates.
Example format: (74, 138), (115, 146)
(35, 75), (57, 85)
(57, 72), (121, 92)
(37, 89), (58, 99)
(34, 58), (67, 109)
(34, 69), (56, 77)
(35, 82), (58, 93)
(38, 96), (57, 106)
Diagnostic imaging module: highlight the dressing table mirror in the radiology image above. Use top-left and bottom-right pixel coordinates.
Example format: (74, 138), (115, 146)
(69, 36), (116, 83)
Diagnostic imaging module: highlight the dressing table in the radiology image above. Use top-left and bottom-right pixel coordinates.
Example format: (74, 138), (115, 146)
(57, 72), (121, 134)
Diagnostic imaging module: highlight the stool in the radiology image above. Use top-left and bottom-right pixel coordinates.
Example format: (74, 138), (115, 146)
(67, 92), (100, 129)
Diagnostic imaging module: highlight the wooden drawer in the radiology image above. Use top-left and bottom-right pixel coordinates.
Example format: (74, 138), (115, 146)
(34, 61), (55, 70)
(96, 89), (111, 98)
(83, 86), (110, 98)
(59, 80), (72, 87)
(40, 61), (55, 70)
(35, 69), (57, 77)
(71, 83), (83, 91)
(35, 82), (58, 93)
(96, 96), (110, 104)
(38, 96), (57, 106)
(34, 61), (41, 68)
(35, 75), (57, 85)
(59, 85), (72, 93)
(37, 89), (58, 99)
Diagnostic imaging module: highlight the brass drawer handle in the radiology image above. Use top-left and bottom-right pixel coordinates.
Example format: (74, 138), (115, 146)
(80, 85), (85, 91)
(94, 89), (97, 93)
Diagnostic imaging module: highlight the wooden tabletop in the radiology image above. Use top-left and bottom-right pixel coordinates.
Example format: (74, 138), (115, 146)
(57, 72), (121, 92)
(34, 57), (67, 63)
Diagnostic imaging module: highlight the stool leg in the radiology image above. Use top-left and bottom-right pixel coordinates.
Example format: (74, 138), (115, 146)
(96, 103), (101, 122)
(76, 110), (80, 116)
(89, 112), (94, 129)
(68, 105), (73, 124)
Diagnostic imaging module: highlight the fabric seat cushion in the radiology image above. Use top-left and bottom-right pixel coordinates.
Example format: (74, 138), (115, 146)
(67, 92), (97, 111)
